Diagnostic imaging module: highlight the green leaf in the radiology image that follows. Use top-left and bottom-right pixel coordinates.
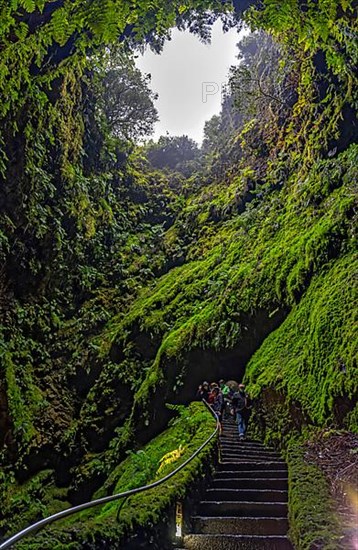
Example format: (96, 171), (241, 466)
(15, 22), (29, 41)
(20, 0), (36, 12)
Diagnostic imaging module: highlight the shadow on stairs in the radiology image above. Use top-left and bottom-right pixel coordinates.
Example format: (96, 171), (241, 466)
(176, 417), (293, 550)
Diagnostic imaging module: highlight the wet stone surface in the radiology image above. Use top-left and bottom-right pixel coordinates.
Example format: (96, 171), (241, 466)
(180, 417), (293, 549)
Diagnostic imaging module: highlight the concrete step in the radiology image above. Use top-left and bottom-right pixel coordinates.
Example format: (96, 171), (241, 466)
(224, 448), (281, 456)
(221, 457), (284, 464)
(219, 461), (287, 471)
(212, 478), (288, 490)
(220, 443), (278, 452)
(219, 440), (269, 448)
(215, 469), (288, 479)
(219, 447), (271, 454)
(221, 451), (283, 461)
(219, 436), (264, 447)
(219, 438), (264, 447)
(220, 442), (278, 449)
(220, 446), (276, 454)
(184, 422), (291, 549)
(183, 534), (293, 549)
(191, 516), (289, 535)
(198, 500), (288, 517)
(204, 489), (288, 503)
(220, 445), (271, 453)
(220, 435), (264, 442)
(219, 440), (267, 448)
(221, 456), (284, 464)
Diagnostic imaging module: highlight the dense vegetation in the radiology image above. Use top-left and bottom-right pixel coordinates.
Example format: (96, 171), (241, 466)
(0, 0), (357, 548)
(2, 403), (217, 549)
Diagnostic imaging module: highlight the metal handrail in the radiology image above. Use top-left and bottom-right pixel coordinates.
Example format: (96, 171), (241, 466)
(0, 401), (219, 549)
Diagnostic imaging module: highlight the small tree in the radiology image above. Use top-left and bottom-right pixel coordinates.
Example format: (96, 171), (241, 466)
(229, 31), (294, 117)
(95, 48), (159, 142)
(146, 135), (201, 176)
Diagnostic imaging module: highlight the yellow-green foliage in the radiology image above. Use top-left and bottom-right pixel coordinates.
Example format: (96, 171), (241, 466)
(246, 254), (357, 429)
(104, 145), (356, 426)
(1, 0), (357, 547)
(0, 470), (71, 543)
(11, 402), (216, 549)
(2, 348), (42, 448)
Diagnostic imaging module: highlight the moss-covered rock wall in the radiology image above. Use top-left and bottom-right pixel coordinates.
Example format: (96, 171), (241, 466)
(1, 403), (217, 549)
(0, 0), (357, 547)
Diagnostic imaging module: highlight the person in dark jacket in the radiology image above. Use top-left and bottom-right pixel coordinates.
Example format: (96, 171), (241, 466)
(196, 381), (210, 402)
(219, 379), (231, 418)
(209, 386), (223, 433)
(210, 387), (223, 416)
(231, 383), (252, 439)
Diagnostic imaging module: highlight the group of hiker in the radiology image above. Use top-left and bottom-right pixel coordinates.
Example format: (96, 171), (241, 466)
(196, 379), (252, 439)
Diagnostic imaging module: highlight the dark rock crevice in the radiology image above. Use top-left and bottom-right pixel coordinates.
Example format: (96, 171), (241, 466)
(133, 306), (289, 449)
(176, 307), (289, 404)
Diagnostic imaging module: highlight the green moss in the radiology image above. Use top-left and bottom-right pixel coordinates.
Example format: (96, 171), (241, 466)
(2, 348), (41, 447)
(103, 145), (357, 425)
(246, 254), (357, 431)
(1, 1), (357, 546)
(11, 402), (216, 549)
(287, 442), (341, 549)
(0, 470), (70, 540)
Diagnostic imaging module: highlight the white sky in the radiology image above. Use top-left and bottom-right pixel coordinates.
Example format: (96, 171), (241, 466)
(136, 21), (248, 144)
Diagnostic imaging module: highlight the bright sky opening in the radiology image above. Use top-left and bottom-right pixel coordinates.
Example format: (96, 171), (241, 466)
(136, 20), (248, 144)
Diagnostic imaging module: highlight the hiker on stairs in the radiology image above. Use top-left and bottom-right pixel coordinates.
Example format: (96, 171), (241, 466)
(231, 383), (252, 440)
(196, 381), (210, 402)
(209, 386), (223, 433)
(219, 379), (231, 419)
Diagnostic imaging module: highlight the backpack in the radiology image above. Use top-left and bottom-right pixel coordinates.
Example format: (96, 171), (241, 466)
(232, 391), (247, 412)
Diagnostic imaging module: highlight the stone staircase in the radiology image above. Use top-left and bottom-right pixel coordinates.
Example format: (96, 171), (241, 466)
(178, 417), (293, 550)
